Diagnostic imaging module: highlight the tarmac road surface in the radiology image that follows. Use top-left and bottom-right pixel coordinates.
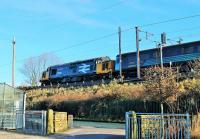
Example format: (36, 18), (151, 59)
(0, 126), (125, 139)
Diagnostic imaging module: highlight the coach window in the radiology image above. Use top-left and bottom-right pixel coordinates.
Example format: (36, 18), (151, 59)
(151, 51), (157, 59)
(184, 46), (193, 54)
(51, 69), (57, 75)
(197, 46), (200, 52)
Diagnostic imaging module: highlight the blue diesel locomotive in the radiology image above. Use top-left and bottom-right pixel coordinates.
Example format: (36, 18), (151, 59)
(40, 56), (115, 85)
(40, 40), (200, 85)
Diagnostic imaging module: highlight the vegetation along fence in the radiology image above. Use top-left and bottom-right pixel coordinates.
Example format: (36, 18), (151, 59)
(30, 96), (200, 122)
(126, 111), (191, 139)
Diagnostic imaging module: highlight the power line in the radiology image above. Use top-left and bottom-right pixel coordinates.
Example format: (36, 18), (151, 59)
(0, 27), (134, 68)
(140, 14), (200, 27)
(153, 25), (200, 36)
(137, 25), (200, 47)
(51, 27), (134, 54)
(12, 26), (200, 68)
(166, 26), (200, 34)
(1, 14), (200, 68)
(141, 32), (200, 47)
(169, 32), (200, 40)
(52, 32), (118, 53)
(0, 42), (119, 68)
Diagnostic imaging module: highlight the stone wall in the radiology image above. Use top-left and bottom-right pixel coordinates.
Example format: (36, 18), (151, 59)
(54, 112), (68, 132)
(47, 109), (69, 134)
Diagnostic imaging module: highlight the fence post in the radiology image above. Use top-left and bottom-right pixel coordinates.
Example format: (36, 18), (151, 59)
(125, 111), (137, 139)
(1, 83), (6, 128)
(125, 112), (130, 139)
(130, 111), (137, 139)
(23, 93), (26, 130)
(41, 110), (44, 135)
(186, 113), (190, 139)
(43, 111), (47, 135)
(68, 115), (73, 128)
(160, 103), (164, 139)
(47, 109), (54, 134)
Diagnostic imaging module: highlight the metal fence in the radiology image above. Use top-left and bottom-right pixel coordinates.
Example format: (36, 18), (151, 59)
(126, 112), (191, 139)
(0, 83), (25, 129)
(16, 110), (47, 135)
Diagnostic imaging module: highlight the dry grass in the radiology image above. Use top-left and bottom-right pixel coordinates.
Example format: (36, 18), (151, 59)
(191, 130), (200, 139)
(26, 81), (144, 104)
(25, 78), (200, 122)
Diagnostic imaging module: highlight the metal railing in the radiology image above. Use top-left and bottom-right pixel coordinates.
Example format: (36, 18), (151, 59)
(126, 112), (191, 139)
(16, 110), (47, 135)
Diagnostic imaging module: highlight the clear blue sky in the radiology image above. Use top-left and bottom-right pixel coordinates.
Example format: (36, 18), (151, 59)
(0, 0), (200, 86)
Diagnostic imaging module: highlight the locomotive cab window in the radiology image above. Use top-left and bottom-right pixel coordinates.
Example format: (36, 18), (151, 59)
(149, 51), (157, 59)
(102, 63), (109, 71)
(42, 72), (46, 78)
(96, 60), (102, 64)
(51, 69), (57, 75)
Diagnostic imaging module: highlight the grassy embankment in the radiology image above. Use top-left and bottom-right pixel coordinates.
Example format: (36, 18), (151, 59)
(26, 79), (200, 122)
(27, 79), (200, 139)
(26, 81), (144, 122)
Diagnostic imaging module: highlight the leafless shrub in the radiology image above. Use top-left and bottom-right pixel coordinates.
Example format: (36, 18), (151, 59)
(143, 66), (180, 112)
(20, 53), (61, 86)
(188, 59), (200, 79)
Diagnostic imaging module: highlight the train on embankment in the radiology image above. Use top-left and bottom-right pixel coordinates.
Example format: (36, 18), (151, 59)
(40, 40), (200, 86)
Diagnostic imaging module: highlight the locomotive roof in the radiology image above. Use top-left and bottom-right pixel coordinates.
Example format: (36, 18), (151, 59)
(118, 40), (200, 56)
(49, 56), (110, 68)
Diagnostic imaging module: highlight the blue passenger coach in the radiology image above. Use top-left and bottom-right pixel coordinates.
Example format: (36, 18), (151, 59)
(115, 40), (200, 78)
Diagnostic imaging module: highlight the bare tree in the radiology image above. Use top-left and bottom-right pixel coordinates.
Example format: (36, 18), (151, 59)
(143, 66), (179, 112)
(20, 53), (60, 86)
(184, 59), (200, 114)
(188, 59), (200, 79)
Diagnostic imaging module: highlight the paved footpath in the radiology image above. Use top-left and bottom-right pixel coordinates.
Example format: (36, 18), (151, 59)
(0, 127), (125, 139)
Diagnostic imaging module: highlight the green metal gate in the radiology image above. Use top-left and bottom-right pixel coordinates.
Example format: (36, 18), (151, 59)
(126, 112), (191, 139)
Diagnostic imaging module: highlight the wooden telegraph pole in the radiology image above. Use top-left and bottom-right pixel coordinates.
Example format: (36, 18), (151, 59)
(135, 27), (141, 79)
(160, 32), (166, 139)
(118, 27), (123, 82)
(12, 36), (16, 87)
(160, 32), (166, 70)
